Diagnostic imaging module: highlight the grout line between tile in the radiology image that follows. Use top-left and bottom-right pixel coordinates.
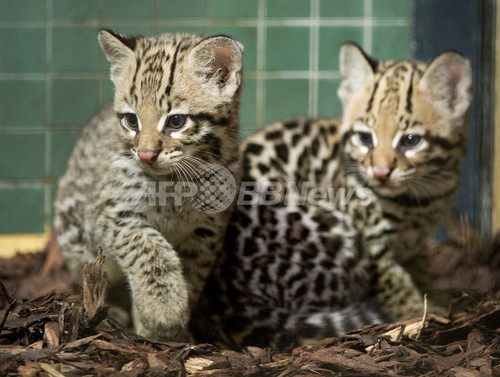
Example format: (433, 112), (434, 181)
(363, 0), (373, 54)
(43, 0), (53, 232)
(0, 125), (86, 133)
(0, 179), (53, 190)
(0, 70), (342, 80)
(308, 0), (320, 118)
(308, 0), (314, 118)
(253, 70), (341, 79)
(153, 0), (160, 35)
(0, 73), (46, 80)
(0, 18), (411, 29)
(0, 127), (46, 133)
(255, 0), (266, 128)
(206, 0), (213, 20)
(0, 72), (108, 80)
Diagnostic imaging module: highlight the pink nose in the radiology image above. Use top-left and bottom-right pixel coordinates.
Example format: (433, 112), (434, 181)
(373, 166), (391, 181)
(138, 150), (159, 163)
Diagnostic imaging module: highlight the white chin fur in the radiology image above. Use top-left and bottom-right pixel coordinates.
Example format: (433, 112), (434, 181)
(372, 184), (406, 197)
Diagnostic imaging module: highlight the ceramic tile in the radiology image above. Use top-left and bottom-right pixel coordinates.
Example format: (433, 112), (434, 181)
(319, 0), (365, 18)
(0, 132), (45, 180)
(51, 79), (100, 126)
(52, 0), (99, 21)
(266, 26), (309, 71)
(0, 28), (46, 73)
(264, 79), (309, 123)
(0, 187), (45, 234)
(0, 80), (45, 126)
(0, 0), (47, 22)
(52, 27), (100, 72)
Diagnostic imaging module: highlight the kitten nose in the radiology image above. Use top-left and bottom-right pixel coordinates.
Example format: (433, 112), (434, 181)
(373, 166), (391, 181)
(138, 149), (159, 164)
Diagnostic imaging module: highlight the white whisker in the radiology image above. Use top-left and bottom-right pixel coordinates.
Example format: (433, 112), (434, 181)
(180, 159), (203, 181)
(193, 150), (237, 169)
(185, 156), (221, 176)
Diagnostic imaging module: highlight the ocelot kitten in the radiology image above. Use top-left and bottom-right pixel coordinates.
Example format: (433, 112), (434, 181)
(55, 29), (243, 341)
(192, 42), (472, 348)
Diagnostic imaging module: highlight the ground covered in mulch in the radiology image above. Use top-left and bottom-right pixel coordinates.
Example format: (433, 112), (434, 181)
(1, 219), (500, 376)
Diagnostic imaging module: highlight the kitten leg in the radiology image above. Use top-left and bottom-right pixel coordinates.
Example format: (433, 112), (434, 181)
(98, 213), (190, 341)
(371, 253), (425, 320)
(179, 225), (226, 309)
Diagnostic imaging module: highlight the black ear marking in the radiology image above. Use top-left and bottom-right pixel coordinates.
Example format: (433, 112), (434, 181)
(98, 29), (139, 86)
(99, 28), (139, 51)
(341, 41), (379, 72)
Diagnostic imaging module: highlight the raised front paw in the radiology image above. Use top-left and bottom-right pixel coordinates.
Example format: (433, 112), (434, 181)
(132, 293), (191, 342)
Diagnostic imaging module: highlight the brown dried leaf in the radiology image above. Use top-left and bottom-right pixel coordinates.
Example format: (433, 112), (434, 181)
(91, 339), (144, 357)
(17, 364), (40, 377)
(302, 347), (388, 376)
(0, 281), (13, 311)
(43, 321), (60, 348)
(59, 334), (101, 351)
(119, 361), (147, 377)
(448, 366), (479, 377)
(39, 234), (64, 277)
(147, 352), (168, 368)
(39, 363), (65, 377)
(82, 248), (110, 324)
(29, 340), (43, 350)
(429, 353), (465, 373)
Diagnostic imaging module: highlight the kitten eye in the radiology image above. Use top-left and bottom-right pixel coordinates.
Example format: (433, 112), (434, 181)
(400, 134), (422, 149)
(167, 114), (187, 130)
(356, 132), (373, 147)
(120, 113), (139, 131)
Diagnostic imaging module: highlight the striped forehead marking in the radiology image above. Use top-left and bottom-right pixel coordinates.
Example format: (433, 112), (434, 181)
(366, 62), (420, 116)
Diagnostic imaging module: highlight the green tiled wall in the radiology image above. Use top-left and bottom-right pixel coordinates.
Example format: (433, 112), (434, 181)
(0, 0), (412, 234)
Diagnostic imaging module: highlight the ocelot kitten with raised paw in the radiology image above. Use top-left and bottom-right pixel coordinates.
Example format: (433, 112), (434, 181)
(55, 29), (243, 341)
(192, 42), (472, 348)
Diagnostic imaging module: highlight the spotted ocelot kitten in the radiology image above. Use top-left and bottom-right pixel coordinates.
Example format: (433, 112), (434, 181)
(192, 42), (472, 348)
(55, 29), (243, 341)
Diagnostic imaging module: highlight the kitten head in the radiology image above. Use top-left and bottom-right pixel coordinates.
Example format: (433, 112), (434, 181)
(98, 29), (243, 176)
(337, 42), (472, 198)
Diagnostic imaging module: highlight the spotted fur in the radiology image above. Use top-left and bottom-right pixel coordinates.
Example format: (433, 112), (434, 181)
(192, 42), (472, 348)
(55, 30), (243, 341)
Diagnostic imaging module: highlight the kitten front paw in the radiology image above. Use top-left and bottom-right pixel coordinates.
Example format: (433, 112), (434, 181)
(135, 318), (191, 342)
(132, 299), (191, 342)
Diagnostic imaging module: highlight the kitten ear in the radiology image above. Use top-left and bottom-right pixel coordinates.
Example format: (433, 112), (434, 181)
(188, 36), (243, 97)
(418, 51), (472, 118)
(337, 42), (378, 109)
(98, 29), (136, 86)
